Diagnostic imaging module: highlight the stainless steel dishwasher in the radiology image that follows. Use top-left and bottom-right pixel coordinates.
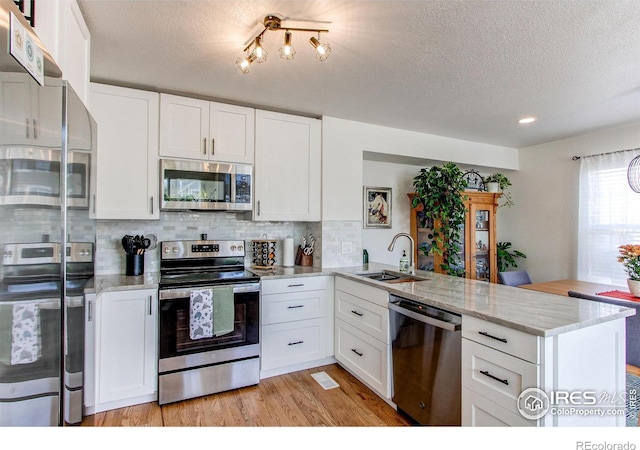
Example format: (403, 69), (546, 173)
(389, 294), (462, 426)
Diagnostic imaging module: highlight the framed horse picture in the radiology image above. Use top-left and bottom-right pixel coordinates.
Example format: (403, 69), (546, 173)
(364, 186), (392, 228)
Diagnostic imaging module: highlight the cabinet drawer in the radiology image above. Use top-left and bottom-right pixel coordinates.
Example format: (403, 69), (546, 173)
(462, 387), (535, 427)
(261, 318), (326, 371)
(334, 319), (390, 398)
(335, 277), (388, 308)
(335, 289), (389, 343)
(261, 276), (327, 295)
(462, 338), (539, 416)
(462, 315), (540, 363)
(262, 289), (325, 325)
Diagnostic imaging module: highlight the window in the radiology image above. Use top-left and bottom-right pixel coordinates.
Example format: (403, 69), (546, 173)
(578, 149), (640, 285)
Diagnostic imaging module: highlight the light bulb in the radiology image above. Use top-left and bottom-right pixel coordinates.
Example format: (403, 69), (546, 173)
(309, 36), (331, 61)
(236, 53), (256, 74)
(251, 36), (267, 63)
(279, 31), (295, 60)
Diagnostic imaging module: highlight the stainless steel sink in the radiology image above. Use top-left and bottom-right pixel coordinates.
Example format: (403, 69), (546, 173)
(356, 270), (427, 284)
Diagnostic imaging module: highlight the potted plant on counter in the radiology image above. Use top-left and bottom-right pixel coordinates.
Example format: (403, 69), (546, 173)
(618, 244), (640, 297)
(483, 173), (514, 208)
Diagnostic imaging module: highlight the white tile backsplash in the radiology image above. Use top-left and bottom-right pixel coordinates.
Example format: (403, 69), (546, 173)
(96, 211), (306, 274)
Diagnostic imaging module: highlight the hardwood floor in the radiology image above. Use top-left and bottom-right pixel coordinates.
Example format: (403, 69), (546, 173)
(81, 364), (411, 427)
(81, 363), (640, 427)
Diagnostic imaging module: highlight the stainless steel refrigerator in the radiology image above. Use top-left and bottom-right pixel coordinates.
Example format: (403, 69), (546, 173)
(0, 0), (96, 426)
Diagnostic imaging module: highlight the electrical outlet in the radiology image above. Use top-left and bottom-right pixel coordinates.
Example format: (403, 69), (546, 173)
(341, 242), (352, 254)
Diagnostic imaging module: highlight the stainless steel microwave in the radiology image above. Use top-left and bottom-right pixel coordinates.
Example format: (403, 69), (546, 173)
(0, 147), (90, 208)
(160, 159), (252, 211)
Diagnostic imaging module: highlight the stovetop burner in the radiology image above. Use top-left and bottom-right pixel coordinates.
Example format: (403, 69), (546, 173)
(159, 239), (260, 289)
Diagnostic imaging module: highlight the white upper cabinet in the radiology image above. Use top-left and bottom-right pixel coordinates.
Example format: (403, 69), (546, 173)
(0, 73), (61, 147)
(159, 93), (255, 164)
(34, 0), (91, 106)
(89, 83), (160, 220)
(254, 110), (321, 222)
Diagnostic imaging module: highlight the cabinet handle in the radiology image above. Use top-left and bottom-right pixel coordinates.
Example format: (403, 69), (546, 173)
(92, 194), (96, 214)
(203, 137), (207, 155)
(478, 331), (508, 343)
(211, 137), (215, 155)
(287, 305), (304, 309)
(148, 295), (153, 315)
(87, 301), (93, 322)
(351, 348), (363, 357)
(33, 119), (37, 139)
(25, 118), (29, 138)
(150, 197), (154, 214)
(288, 340), (304, 346)
(480, 370), (509, 386)
(351, 310), (363, 317)
(287, 284), (304, 288)
(257, 200), (261, 216)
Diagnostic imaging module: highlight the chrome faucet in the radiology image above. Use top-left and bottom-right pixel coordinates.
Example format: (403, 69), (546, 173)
(387, 233), (415, 274)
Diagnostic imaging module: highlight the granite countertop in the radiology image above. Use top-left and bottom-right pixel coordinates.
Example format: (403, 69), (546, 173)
(331, 262), (636, 337)
(90, 262), (634, 338)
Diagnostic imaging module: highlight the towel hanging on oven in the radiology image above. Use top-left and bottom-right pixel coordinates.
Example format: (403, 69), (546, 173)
(0, 303), (41, 365)
(212, 286), (234, 337)
(189, 289), (213, 340)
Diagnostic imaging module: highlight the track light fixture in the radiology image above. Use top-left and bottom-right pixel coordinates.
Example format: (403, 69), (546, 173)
(237, 14), (331, 74)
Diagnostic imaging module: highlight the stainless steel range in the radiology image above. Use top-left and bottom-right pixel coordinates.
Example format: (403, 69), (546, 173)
(0, 241), (93, 426)
(157, 239), (260, 405)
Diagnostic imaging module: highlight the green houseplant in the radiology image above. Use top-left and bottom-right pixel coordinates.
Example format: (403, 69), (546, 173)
(483, 173), (514, 208)
(496, 242), (527, 272)
(412, 162), (468, 277)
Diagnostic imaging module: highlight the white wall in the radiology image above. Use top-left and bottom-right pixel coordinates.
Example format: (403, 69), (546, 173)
(500, 123), (640, 283)
(362, 160), (419, 266)
(322, 116), (519, 221)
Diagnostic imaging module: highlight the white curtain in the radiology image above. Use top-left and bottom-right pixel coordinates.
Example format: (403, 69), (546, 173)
(578, 149), (640, 285)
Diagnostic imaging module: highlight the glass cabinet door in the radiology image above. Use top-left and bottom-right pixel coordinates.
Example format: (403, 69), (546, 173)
(468, 203), (491, 281)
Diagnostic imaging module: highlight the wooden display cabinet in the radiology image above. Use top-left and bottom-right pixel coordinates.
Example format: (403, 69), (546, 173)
(408, 192), (499, 283)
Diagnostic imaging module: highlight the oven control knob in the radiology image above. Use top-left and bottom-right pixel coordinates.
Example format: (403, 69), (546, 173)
(172, 247), (179, 254)
(230, 245), (237, 251)
(237, 245), (243, 252)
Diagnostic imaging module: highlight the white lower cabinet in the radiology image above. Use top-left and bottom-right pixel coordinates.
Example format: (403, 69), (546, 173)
(462, 314), (627, 427)
(333, 277), (391, 399)
(93, 289), (158, 413)
(260, 276), (334, 378)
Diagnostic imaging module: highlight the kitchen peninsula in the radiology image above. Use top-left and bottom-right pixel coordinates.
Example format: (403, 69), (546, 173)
(331, 264), (632, 426)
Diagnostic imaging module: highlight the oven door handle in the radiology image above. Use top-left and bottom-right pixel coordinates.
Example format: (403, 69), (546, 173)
(159, 283), (260, 300)
(0, 297), (61, 309)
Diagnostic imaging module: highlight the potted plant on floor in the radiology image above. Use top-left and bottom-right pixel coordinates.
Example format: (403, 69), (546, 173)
(412, 162), (468, 276)
(483, 173), (514, 208)
(496, 241), (527, 272)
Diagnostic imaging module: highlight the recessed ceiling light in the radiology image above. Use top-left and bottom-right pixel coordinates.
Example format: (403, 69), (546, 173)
(517, 117), (537, 125)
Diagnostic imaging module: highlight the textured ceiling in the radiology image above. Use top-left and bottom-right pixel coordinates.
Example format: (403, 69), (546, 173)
(77, 0), (640, 149)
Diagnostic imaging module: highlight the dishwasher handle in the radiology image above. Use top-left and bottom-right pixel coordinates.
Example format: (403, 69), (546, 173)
(389, 300), (461, 332)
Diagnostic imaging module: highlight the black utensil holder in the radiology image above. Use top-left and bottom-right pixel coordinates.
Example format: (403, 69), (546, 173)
(126, 254), (144, 276)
